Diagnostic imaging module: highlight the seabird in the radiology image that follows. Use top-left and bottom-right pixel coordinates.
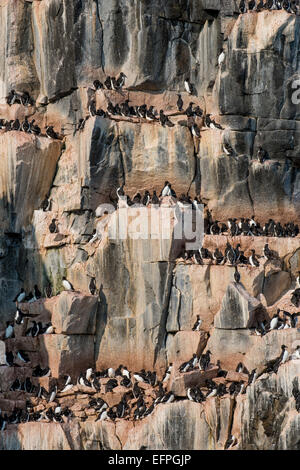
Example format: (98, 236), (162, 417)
(5, 351), (14, 367)
(15, 308), (24, 324)
(5, 321), (14, 339)
(26, 320), (40, 337)
(48, 385), (57, 403)
(49, 218), (58, 234)
(104, 77), (112, 89)
(191, 123), (201, 138)
(218, 49), (225, 66)
(257, 146), (267, 163)
(234, 266), (240, 283)
(282, 310), (300, 328)
(62, 276), (74, 291)
(89, 277), (97, 295)
(206, 384), (217, 398)
(263, 243), (274, 260)
(223, 142), (235, 156)
(192, 315), (202, 331)
(239, 0), (247, 12)
(146, 106), (156, 121)
(280, 345), (289, 364)
(45, 126), (59, 139)
(248, 369), (257, 385)
(116, 72), (127, 89)
(107, 367), (115, 378)
(45, 283), (52, 298)
(17, 350), (30, 363)
(116, 184), (125, 200)
(184, 78), (193, 95)
(269, 310), (280, 330)
(249, 249), (259, 267)
(93, 80), (104, 91)
(142, 191), (151, 206)
(42, 323), (54, 334)
(159, 110), (168, 127)
(291, 346), (300, 360)
(225, 435), (238, 450)
(13, 288), (26, 303)
(86, 368), (93, 381)
(33, 285), (42, 299)
(151, 190), (159, 205)
(161, 181), (172, 197)
(177, 94), (183, 112)
(199, 350), (211, 371)
(185, 102), (194, 117)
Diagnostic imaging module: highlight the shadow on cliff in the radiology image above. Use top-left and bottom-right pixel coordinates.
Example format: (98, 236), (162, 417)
(94, 283), (108, 365)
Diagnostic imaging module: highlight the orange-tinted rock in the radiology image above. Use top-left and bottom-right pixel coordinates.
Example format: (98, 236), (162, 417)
(170, 366), (219, 397)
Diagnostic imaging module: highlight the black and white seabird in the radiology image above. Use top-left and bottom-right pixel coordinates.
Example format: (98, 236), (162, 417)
(257, 146), (267, 163)
(184, 78), (193, 95)
(249, 249), (259, 267)
(192, 315), (202, 331)
(223, 142), (235, 156)
(269, 310), (280, 330)
(45, 126), (59, 140)
(48, 384), (57, 403)
(191, 123), (201, 138)
(62, 276), (74, 291)
(263, 243), (274, 261)
(199, 350), (211, 371)
(116, 72), (127, 89)
(116, 184), (125, 200)
(142, 191), (151, 206)
(280, 345), (289, 364)
(17, 350), (30, 363)
(5, 321), (14, 339)
(282, 310), (300, 328)
(161, 181), (172, 197)
(93, 80), (104, 91)
(13, 288), (26, 304)
(218, 49), (225, 66)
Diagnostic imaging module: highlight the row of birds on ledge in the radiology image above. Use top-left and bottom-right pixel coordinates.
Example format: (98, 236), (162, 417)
(7, 276), (88, 314)
(77, 77), (221, 138)
(184, 241), (296, 270)
(114, 182), (299, 238)
(238, 0), (300, 14)
(2, 81), (274, 164)
(0, 117), (59, 139)
(0, 343), (299, 430)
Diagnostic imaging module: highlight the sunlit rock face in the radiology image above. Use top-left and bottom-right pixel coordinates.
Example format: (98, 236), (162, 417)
(0, 1), (299, 450)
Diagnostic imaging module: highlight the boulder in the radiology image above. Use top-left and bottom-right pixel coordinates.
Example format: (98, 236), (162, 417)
(170, 366), (219, 397)
(52, 291), (98, 335)
(214, 282), (267, 329)
(38, 334), (95, 379)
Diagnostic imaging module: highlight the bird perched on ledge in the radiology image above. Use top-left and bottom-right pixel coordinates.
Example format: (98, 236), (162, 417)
(62, 277), (74, 291)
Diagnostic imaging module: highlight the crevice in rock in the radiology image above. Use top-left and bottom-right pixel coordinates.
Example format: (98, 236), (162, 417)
(153, 262), (174, 368)
(94, 0), (105, 74)
(187, 136), (200, 196)
(115, 123), (126, 186)
(223, 397), (237, 450)
(114, 424), (123, 450)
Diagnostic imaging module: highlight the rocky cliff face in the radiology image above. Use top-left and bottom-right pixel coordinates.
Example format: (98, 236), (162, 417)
(0, 0), (299, 450)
